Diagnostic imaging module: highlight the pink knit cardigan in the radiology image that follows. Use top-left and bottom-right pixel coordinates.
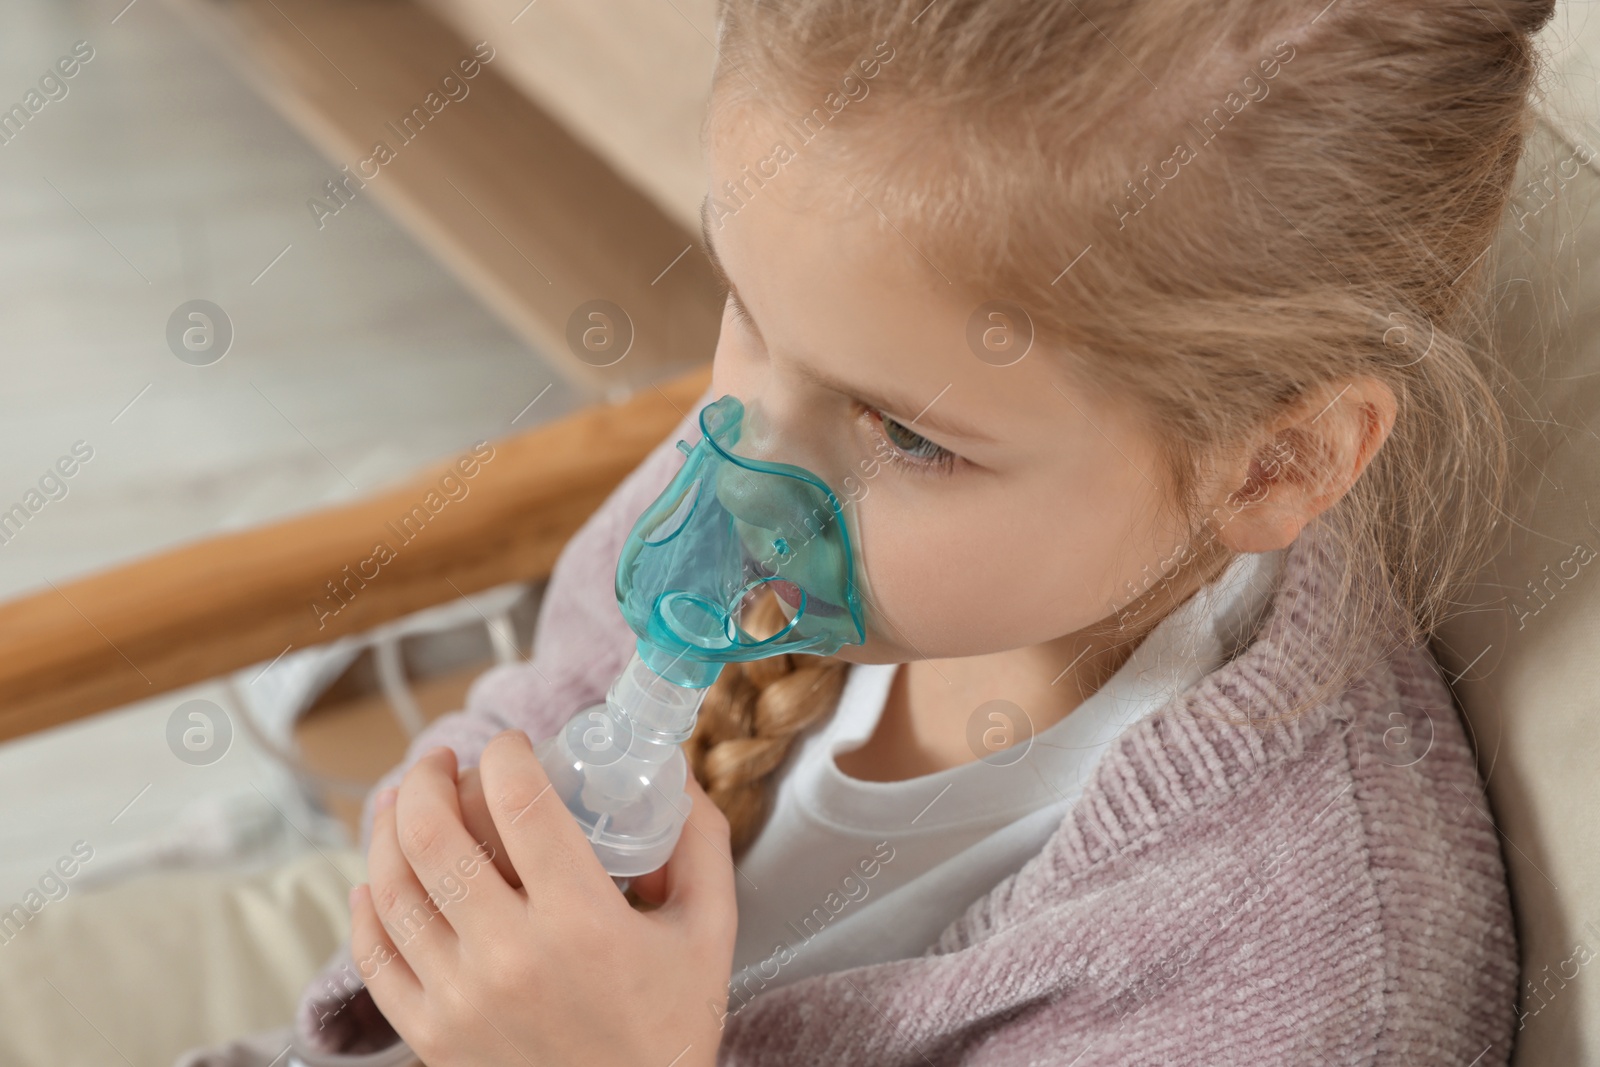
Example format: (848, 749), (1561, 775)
(296, 396), (1519, 1066)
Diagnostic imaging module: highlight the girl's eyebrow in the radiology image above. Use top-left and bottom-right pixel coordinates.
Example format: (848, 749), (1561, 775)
(698, 195), (998, 445)
(790, 362), (999, 445)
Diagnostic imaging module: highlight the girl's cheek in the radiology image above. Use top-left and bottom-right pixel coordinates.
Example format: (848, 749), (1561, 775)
(858, 509), (1082, 657)
(852, 512), (978, 651)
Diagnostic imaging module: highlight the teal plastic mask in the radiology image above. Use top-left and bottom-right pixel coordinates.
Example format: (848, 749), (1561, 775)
(615, 394), (866, 687)
(532, 393), (867, 878)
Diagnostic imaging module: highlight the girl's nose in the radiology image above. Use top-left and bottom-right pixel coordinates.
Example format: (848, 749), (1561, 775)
(713, 459), (828, 542)
(709, 394), (838, 537)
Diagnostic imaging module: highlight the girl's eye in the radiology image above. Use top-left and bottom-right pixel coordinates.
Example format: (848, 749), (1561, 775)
(871, 409), (956, 473)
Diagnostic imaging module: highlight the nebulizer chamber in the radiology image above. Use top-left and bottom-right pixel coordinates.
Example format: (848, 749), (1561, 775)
(533, 394), (866, 877)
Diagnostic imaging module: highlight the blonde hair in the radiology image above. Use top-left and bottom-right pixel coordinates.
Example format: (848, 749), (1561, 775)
(693, 0), (1558, 853)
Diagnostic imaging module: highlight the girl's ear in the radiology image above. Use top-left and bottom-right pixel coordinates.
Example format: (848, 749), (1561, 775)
(1213, 376), (1397, 554)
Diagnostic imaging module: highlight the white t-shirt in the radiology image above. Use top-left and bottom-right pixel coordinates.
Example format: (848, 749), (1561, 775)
(727, 547), (1287, 1002)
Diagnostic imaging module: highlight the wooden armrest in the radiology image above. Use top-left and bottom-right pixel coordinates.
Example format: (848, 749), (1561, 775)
(0, 368), (710, 743)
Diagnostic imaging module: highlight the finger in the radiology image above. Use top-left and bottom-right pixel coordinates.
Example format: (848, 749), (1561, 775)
(476, 729), (611, 906)
(457, 766), (520, 888)
(348, 883), (422, 1013)
(368, 782), (459, 979)
(395, 748), (521, 934)
(651, 774), (737, 944)
(629, 864), (669, 907)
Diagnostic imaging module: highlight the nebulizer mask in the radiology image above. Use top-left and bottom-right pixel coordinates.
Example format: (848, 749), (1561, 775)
(533, 393), (867, 877)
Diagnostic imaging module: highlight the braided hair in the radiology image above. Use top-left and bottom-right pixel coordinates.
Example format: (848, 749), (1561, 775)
(686, 595), (848, 854)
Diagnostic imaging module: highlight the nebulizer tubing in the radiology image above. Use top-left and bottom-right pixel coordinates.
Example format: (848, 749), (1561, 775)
(533, 394), (867, 878)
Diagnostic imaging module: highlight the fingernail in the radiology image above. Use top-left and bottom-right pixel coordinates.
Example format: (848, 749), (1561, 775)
(373, 788), (398, 814)
(348, 884), (368, 910)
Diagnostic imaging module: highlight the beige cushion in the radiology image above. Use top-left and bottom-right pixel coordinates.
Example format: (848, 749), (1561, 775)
(0, 848), (361, 1067)
(1432, 21), (1600, 1063)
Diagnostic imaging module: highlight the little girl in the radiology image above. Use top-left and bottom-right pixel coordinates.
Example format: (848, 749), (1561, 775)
(186, 0), (1554, 1062)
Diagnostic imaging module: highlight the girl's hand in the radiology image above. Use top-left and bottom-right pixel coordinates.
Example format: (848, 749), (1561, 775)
(350, 731), (737, 1067)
